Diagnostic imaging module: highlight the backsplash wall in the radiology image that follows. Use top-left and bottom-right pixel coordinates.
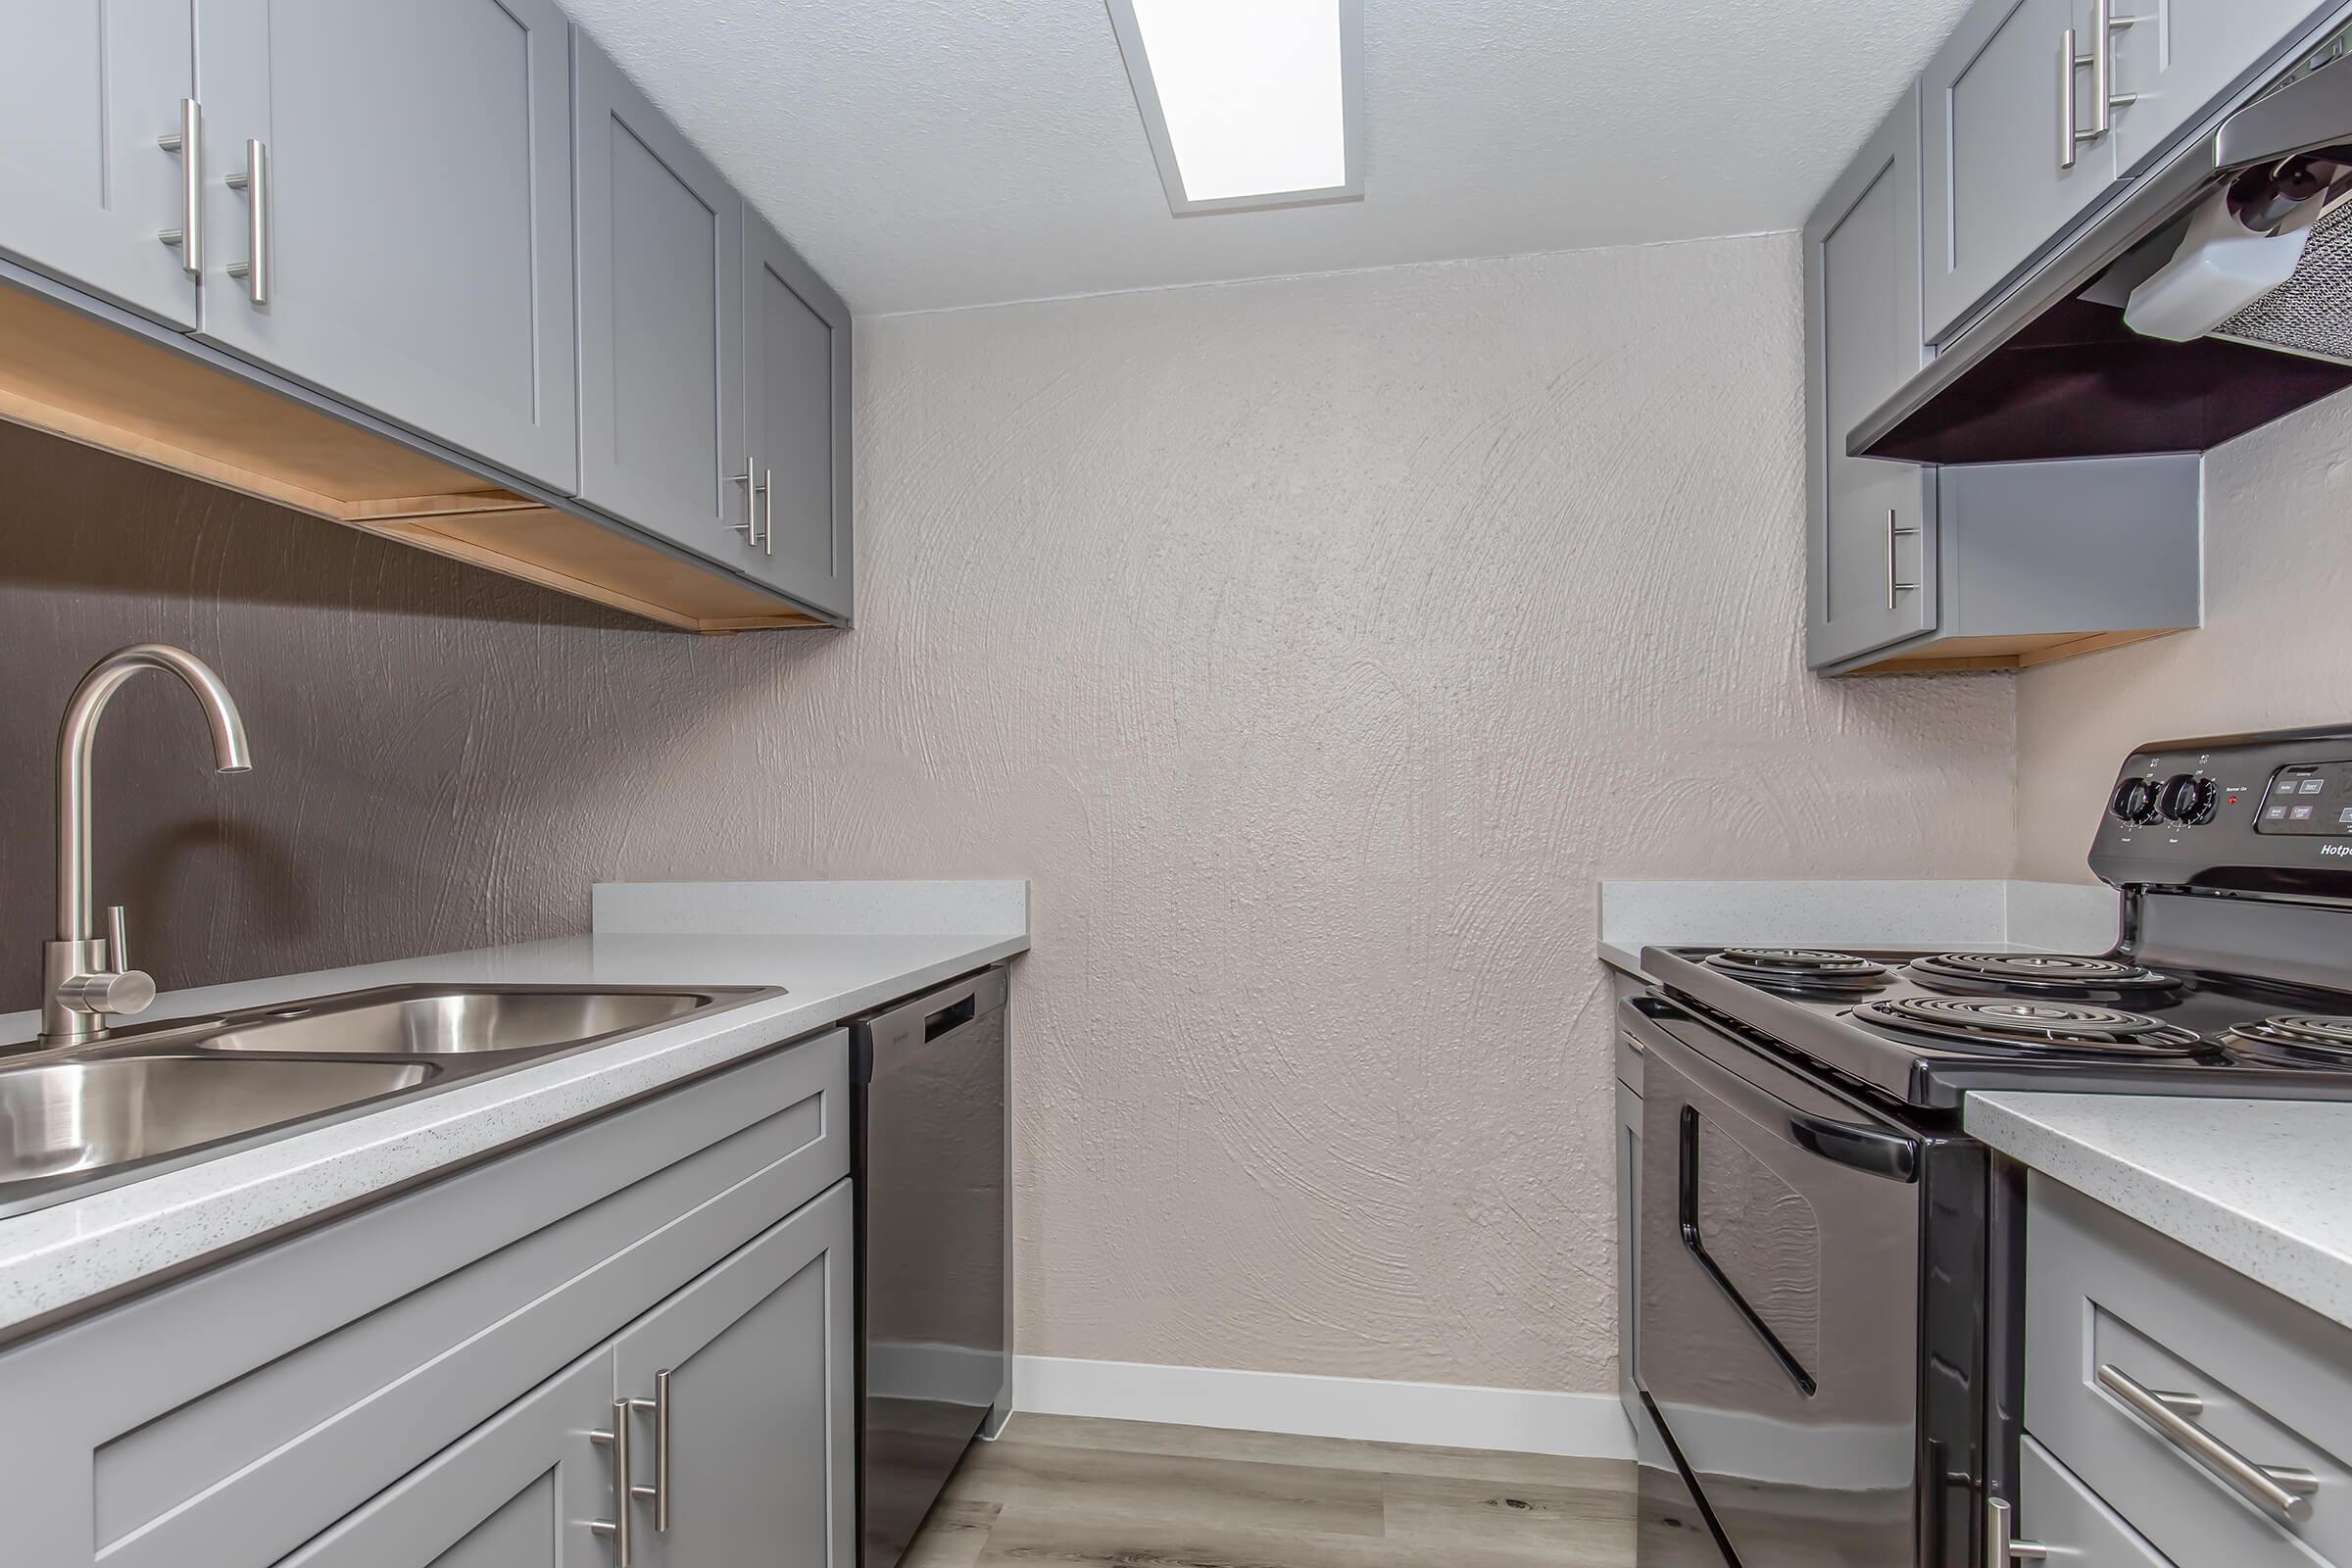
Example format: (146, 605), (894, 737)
(2014, 390), (2352, 880)
(0, 232), (2017, 1396)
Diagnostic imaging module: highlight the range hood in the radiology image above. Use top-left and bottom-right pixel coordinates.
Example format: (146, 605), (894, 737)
(1855, 24), (2352, 466)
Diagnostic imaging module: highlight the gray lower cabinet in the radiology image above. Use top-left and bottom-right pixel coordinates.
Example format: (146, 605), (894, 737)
(1806, 81), (1939, 668)
(2018, 1436), (2174, 1567)
(281, 1184), (856, 1568)
(741, 208), (855, 618)
(192, 0), (581, 493)
(1922, 0), (2122, 345)
(2023, 1173), (2352, 1568)
(0, 0), (199, 328)
(573, 25), (749, 571)
(616, 1183), (857, 1567)
(0, 1029), (854, 1568)
(271, 1354), (616, 1568)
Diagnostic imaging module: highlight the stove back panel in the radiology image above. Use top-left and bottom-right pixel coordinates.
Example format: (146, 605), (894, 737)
(2127, 892), (2352, 994)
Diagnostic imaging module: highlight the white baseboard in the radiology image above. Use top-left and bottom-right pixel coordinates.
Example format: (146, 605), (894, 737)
(1011, 1355), (1636, 1460)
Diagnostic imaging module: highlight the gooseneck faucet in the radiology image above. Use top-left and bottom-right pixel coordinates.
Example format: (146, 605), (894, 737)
(41, 645), (253, 1044)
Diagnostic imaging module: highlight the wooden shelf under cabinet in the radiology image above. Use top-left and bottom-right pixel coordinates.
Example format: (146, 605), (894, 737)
(1845, 628), (2184, 675)
(0, 281), (820, 634)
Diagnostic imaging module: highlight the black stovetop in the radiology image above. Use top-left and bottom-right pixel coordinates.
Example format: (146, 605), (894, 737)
(1643, 944), (2352, 1111)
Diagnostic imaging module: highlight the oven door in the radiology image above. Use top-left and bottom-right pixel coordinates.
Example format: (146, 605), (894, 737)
(1629, 994), (1927, 1567)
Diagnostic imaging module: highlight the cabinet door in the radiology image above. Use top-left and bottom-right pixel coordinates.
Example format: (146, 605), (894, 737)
(574, 25), (748, 564)
(1806, 83), (1940, 669)
(0, 0), (197, 326)
(742, 209), (855, 618)
(2016, 1438), (2174, 1568)
(614, 1181), (856, 1568)
(2111, 1), (2336, 172)
(273, 1355), (617, 1568)
(1923, 0), (2120, 343)
(193, 0), (579, 491)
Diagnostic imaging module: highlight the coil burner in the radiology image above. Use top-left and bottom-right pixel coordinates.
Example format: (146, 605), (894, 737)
(1701, 948), (1892, 995)
(2219, 1015), (2352, 1068)
(1902, 953), (2179, 1001)
(1856, 996), (2206, 1055)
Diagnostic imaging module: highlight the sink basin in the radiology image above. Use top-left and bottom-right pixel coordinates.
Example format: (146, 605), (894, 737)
(0, 1055), (434, 1184)
(200, 990), (710, 1056)
(0, 984), (772, 1214)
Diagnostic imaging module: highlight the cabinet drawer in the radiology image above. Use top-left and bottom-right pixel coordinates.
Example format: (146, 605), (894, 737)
(0, 1028), (848, 1568)
(2020, 1436), (2176, 1566)
(2026, 1174), (2351, 1568)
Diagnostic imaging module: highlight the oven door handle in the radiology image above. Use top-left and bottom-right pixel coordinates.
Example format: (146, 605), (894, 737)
(1627, 998), (1919, 1182)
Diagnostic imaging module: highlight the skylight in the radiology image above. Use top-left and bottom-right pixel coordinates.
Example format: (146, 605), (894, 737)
(1105, 0), (1364, 215)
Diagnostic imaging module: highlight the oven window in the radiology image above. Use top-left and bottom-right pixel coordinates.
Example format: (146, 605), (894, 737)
(1690, 1108), (1823, 1376)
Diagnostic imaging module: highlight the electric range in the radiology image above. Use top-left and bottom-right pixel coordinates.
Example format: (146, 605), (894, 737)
(1642, 941), (2352, 1111)
(1625, 724), (2352, 1568)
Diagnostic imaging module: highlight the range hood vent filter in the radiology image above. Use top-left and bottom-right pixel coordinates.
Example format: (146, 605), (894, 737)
(2215, 194), (2352, 363)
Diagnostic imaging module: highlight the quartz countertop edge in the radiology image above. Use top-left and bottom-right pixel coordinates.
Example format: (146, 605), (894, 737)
(1968, 1091), (2352, 1332)
(0, 926), (1027, 1340)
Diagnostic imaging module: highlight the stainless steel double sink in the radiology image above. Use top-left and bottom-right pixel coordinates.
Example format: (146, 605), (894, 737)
(0, 984), (775, 1215)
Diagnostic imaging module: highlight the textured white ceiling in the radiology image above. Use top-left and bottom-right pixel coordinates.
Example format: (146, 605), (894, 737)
(558, 0), (1976, 315)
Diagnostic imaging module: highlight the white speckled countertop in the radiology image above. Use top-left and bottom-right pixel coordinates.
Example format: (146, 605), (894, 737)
(1969, 1092), (2352, 1331)
(0, 880), (1027, 1343)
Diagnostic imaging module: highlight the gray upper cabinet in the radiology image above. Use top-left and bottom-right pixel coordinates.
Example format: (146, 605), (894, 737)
(0, 5), (855, 631)
(616, 1183), (857, 1568)
(573, 26), (750, 568)
(1806, 83), (1939, 669)
(0, 0), (198, 328)
(2110, 0), (2336, 171)
(1922, 0), (2120, 344)
(193, 0), (580, 493)
(741, 209), (855, 618)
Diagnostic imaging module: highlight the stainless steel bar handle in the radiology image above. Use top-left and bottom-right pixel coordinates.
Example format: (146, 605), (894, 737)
(2097, 1362), (2320, 1524)
(157, 98), (202, 275)
(590, 1401), (635, 1564)
(2088, 0), (2114, 136)
(1886, 509), (1920, 611)
(624, 1369), (673, 1532)
(2065, 1), (2143, 164)
(222, 139), (269, 305)
(2061, 28), (2082, 169)
(762, 466), (774, 555)
(1984, 1497), (2049, 1567)
(726, 464), (760, 538)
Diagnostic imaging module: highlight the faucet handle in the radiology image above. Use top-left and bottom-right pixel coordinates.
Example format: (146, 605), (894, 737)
(106, 906), (130, 974)
(55, 966), (157, 1018)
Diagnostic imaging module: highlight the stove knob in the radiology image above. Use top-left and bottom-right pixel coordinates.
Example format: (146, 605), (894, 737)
(2111, 777), (2161, 823)
(2157, 773), (2218, 825)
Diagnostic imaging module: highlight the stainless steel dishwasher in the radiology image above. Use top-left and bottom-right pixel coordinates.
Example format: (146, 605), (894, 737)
(851, 966), (1010, 1568)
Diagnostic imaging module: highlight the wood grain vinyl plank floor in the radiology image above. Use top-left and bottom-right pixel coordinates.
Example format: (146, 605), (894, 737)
(903, 1414), (1636, 1568)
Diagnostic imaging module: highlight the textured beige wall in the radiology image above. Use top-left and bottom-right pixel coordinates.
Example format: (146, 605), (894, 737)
(2015, 393), (2352, 882)
(0, 232), (2018, 1395)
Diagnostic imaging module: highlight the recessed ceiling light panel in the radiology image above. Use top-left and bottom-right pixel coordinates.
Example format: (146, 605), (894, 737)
(1105, 0), (1364, 216)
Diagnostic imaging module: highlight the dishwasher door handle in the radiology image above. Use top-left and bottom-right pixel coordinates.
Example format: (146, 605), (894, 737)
(855, 967), (1009, 1083)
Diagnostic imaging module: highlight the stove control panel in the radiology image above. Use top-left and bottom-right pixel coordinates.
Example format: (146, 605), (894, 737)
(2255, 761), (2352, 835)
(2093, 727), (2352, 893)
